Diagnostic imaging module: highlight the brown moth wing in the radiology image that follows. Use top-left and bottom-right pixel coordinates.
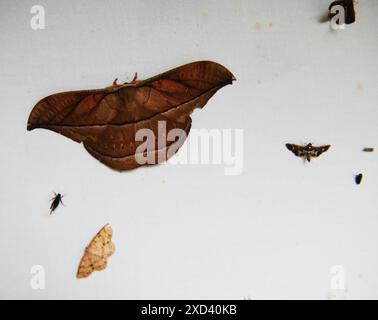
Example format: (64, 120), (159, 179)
(84, 116), (192, 171)
(76, 224), (115, 279)
(27, 61), (235, 171)
(285, 144), (305, 157)
(310, 145), (331, 157)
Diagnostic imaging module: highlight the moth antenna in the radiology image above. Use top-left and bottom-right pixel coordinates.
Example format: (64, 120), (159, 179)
(123, 73), (138, 84)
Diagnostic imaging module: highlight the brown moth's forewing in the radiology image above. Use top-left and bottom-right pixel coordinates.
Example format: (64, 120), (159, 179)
(27, 61), (236, 171)
(285, 144), (304, 157)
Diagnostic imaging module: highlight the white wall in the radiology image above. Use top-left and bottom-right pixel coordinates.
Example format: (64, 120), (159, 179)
(0, 0), (377, 299)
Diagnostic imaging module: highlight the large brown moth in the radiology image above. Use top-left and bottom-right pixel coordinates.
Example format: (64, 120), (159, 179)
(27, 61), (235, 171)
(285, 143), (331, 162)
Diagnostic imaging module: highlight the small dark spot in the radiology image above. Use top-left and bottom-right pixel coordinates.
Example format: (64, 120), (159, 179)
(355, 173), (363, 185)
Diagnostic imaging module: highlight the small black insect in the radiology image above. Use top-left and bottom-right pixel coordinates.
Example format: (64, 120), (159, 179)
(50, 193), (64, 214)
(329, 0), (356, 25)
(355, 173), (363, 185)
(362, 147), (374, 152)
(286, 143), (331, 162)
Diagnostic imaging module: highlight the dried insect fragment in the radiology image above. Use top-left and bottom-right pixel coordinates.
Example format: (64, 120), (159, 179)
(355, 173), (363, 185)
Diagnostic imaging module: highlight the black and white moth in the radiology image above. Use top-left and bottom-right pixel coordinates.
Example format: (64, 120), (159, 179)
(285, 143), (331, 162)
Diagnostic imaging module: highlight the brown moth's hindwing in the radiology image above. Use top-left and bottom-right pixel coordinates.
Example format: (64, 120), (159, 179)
(285, 144), (304, 157)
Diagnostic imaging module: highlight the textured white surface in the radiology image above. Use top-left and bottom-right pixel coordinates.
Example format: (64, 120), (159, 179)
(0, 0), (377, 299)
